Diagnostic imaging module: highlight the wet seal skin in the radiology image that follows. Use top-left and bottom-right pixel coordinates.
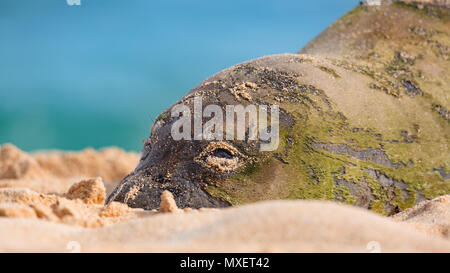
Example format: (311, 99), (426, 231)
(107, 1), (449, 215)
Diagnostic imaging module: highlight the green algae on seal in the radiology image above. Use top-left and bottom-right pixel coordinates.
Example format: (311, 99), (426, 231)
(107, 2), (449, 215)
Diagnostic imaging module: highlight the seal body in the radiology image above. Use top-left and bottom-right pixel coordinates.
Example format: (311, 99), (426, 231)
(107, 3), (449, 215)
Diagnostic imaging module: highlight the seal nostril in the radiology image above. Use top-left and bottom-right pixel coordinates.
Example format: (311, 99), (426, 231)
(212, 148), (234, 159)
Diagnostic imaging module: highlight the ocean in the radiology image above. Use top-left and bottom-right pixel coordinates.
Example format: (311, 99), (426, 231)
(0, 0), (358, 151)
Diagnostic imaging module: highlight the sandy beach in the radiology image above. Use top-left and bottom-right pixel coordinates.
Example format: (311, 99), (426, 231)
(0, 144), (448, 253)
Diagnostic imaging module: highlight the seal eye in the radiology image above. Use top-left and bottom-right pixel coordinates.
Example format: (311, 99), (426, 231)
(211, 148), (234, 159)
(195, 141), (245, 173)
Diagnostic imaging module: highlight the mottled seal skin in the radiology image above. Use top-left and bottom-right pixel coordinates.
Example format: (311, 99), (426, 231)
(107, 3), (450, 214)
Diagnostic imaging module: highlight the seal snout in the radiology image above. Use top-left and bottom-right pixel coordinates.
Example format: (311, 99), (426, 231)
(106, 168), (231, 210)
(105, 171), (163, 210)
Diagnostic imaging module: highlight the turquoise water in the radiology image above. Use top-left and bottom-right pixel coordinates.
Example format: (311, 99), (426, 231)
(0, 0), (358, 151)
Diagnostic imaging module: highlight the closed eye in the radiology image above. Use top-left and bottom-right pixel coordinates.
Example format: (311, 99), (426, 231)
(211, 148), (235, 159)
(195, 141), (244, 173)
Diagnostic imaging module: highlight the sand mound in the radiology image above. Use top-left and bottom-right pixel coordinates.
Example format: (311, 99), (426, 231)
(0, 144), (139, 194)
(392, 195), (450, 239)
(0, 144), (46, 180)
(159, 190), (181, 213)
(0, 178), (135, 228)
(33, 147), (139, 182)
(1, 200), (449, 252)
(65, 177), (106, 205)
(0, 203), (37, 218)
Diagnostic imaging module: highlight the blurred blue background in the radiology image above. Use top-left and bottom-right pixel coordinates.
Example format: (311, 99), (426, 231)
(0, 0), (358, 151)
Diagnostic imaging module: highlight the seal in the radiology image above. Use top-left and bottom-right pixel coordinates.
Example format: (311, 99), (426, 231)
(107, 1), (449, 215)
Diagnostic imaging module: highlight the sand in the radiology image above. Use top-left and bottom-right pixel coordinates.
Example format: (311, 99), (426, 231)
(0, 143), (140, 194)
(0, 143), (449, 253)
(392, 195), (449, 239)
